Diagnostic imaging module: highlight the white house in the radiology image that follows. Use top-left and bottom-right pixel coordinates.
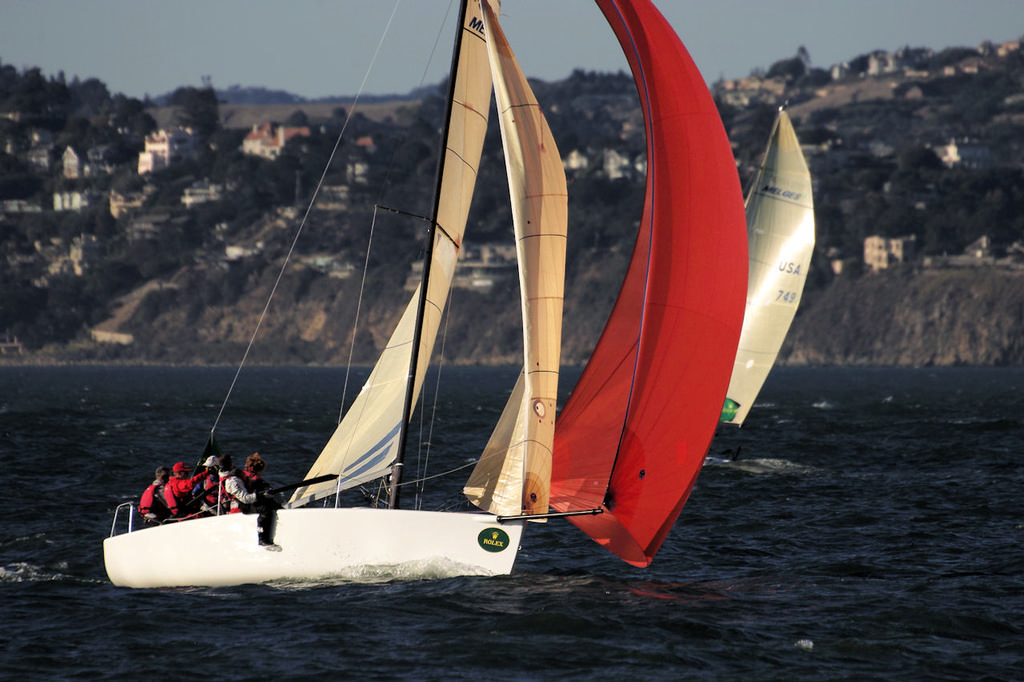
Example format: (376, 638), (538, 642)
(938, 139), (991, 170)
(241, 123), (310, 159)
(138, 128), (198, 174)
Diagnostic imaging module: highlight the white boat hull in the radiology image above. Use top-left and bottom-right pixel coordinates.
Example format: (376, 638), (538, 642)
(103, 508), (525, 588)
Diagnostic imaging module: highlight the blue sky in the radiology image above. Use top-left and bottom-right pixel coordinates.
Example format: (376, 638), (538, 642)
(2, 0), (1021, 100)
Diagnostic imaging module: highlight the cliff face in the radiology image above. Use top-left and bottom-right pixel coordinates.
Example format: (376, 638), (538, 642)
(782, 268), (1024, 366)
(15, 261), (1024, 368)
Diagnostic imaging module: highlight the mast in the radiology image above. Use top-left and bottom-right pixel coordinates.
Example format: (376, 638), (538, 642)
(389, 0), (472, 509)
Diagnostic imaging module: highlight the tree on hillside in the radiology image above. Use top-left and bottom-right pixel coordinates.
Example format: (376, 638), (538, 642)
(171, 84), (219, 140)
(69, 77), (111, 118)
(767, 54), (807, 82)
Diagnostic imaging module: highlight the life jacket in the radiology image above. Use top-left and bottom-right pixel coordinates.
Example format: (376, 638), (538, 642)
(197, 475), (222, 515)
(139, 482), (170, 522)
(241, 469), (268, 493)
(164, 470), (209, 518)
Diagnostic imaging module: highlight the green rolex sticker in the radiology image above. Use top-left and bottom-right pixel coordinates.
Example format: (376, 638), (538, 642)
(477, 527), (510, 553)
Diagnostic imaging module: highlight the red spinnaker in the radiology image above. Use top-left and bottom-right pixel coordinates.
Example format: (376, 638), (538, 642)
(550, 0), (748, 566)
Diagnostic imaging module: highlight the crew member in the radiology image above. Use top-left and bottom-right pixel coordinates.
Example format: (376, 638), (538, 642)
(241, 452), (270, 493)
(164, 461), (211, 519)
(217, 455), (258, 514)
(220, 453), (281, 546)
(139, 466), (171, 523)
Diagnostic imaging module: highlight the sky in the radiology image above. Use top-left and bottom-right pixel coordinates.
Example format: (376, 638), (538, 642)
(2, 0), (1022, 101)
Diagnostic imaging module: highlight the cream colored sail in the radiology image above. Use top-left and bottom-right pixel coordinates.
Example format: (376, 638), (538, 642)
(463, 0), (568, 517)
(291, 1), (497, 506)
(722, 109), (814, 426)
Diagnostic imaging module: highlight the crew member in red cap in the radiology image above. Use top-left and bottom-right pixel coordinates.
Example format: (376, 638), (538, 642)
(163, 461), (211, 519)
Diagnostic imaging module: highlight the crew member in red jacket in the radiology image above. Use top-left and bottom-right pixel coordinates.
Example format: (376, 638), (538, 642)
(163, 461), (211, 519)
(139, 466), (171, 523)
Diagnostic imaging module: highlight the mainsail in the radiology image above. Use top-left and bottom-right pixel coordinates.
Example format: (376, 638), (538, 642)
(549, 0), (748, 566)
(463, 0), (568, 517)
(291, 1), (496, 506)
(721, 109), (815, 425)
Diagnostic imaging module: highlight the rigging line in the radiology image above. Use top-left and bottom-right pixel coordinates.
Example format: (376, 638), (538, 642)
(338, 205), (380, 423)
(371, 0), (458, 209)
(403, 438), (526, 489)
(210, 1), (403, 435)
(340, 0), (457, 415)
(398, 453), (479, 487)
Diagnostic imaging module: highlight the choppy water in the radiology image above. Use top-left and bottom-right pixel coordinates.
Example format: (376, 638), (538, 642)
(2, 365), (1022, 680)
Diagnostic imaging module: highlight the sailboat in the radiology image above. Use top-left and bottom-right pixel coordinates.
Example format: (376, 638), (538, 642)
(720, 108), (815, 426)
(103, 0), (748, 588)
(104, 0), (568, 589)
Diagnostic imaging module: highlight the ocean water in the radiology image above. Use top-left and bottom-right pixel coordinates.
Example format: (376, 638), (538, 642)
(1, 365), (1022, 680)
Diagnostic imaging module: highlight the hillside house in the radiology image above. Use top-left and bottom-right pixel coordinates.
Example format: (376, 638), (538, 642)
(997, 40), (1020, 57)
(25, 129), (55, 172)
(62, 146), (82, 179)
(27, 144), (52, 172)
(865, 234), (917, 271)
(937, 139), (991, 170)
(53, 190), (103, 212)
(716, 76), (787, 107)
(241, 123), (310, 159)
(181, 180), (224, 208)
(2, 200), (42, 213)
(346, 160), (369, 184)
(355, 135), (376, 154)
(69, 234), (102, 275)
(138, 128), (198, 174)
(405, 242), (517, 293)
(127, 212), (171, 242)
(603, 149), (633, 180)
(109, 187), (153, 219)
(86, 145), (117, 176)
(302, 254), (355, 278)
(564, 149), (590, 172)
(315, 185), (349, 211)
(0, 334), (24, 355)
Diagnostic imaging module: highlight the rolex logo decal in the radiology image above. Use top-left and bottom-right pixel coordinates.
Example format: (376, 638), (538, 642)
(478, 527), (510, 553)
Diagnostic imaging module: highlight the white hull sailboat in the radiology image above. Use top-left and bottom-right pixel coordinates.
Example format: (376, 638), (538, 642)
(105, 509), (524, 588)
(104, 0), (748, 588)
(105, 0), (565, 589)
(720, 108), (815, 426)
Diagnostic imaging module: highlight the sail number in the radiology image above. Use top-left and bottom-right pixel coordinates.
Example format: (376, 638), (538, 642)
(776, 290), (798, 304)
(778, 260), (803, 275)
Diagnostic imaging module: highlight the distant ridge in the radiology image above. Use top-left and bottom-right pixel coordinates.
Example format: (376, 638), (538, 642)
(151, 84), (443, 106)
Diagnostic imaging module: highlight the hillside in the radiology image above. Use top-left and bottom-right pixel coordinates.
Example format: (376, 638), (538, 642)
(2, 37), (1024, 367)
(784, 267), (1024, 367)
(149, 99), (421, 131)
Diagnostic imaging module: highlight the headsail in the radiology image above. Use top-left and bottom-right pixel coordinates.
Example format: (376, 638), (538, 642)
(463, 0), (568, 517)
(549, 0), (748, 566)
(721, 109), (815, 425)
(291, 0), (496, 506)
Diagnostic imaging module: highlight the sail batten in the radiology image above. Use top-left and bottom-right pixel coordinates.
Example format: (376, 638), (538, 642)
(550, 0), (748, 566)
